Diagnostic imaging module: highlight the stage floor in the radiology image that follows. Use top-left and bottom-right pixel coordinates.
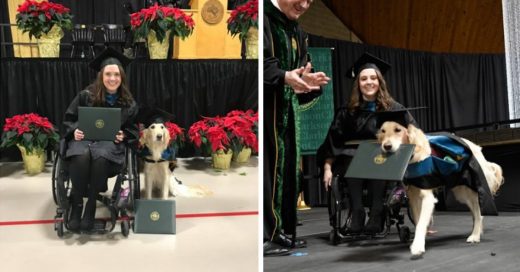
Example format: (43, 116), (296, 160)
(0, 157), (259, 272)
(265, 207), (520, 272)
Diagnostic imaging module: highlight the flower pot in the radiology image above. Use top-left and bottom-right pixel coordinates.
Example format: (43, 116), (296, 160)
(147, 30), (171, 59)
(211, 149), (233, 170)
(17, 145), (46, 175)
(37, 25), (63, 58)
(245, 27), (258, 59)
(233, 147), (252, 163)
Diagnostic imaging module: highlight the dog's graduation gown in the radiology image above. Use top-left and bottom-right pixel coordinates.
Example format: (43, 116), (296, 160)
(405, 132), (498, 215)
(62, 89), (139, 165)
(263, 1), (322, 240)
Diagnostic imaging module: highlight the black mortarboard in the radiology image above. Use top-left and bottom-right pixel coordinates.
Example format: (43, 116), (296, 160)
(89, 47), (131, 71)
(137, 105), (176, 128)
(375, 107), (426, 128)
(349, 52), (391, 78)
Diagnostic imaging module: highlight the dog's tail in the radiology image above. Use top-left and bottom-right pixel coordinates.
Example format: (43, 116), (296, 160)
(462, 138), (504, 196)
(169, 176), (213, 197)
(487, 162), (504, 196)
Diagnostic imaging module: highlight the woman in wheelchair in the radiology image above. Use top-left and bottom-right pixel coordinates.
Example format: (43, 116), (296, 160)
(62, 48), (138, 231)
(317, 53), (416, 235)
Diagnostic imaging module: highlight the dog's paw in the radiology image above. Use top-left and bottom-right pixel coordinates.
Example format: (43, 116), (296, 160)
(410, 243), (425, 257)
(466, 235), (481, 243)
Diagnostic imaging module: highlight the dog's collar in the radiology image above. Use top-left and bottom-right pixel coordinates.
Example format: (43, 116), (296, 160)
(144, 157), (167, 163)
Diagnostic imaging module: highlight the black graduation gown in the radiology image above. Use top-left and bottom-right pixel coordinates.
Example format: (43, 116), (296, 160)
(263, 3), (321, 240)
(62, 89), (139, 165)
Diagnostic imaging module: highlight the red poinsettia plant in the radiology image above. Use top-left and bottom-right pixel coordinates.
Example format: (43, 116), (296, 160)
(188, 117), (230, 155)
(1, 113), (59, 154)
(164, 121), (185, 149)
(15, 0), (73, 39)
(227, 0), (258, 42)
(188, 110), (258, 156)
(223, 109), (258, 154)
(130, 3), (195, 43)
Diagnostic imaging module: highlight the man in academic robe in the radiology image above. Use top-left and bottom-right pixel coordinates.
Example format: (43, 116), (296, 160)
(263, 0), (330, 256)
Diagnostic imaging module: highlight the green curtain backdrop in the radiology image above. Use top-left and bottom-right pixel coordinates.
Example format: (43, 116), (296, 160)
(300, 47), (334, 155)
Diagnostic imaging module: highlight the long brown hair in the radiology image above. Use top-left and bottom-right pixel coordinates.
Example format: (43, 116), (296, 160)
(347, 68), (394, 112)
(90, 64), (134, 106)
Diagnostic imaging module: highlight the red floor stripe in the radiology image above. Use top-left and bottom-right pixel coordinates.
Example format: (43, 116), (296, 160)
(0, 211), (258, 226)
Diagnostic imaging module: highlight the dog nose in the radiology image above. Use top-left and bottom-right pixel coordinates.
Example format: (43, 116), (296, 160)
(383, 144), (393, 151)
(156, 134), (163, 141)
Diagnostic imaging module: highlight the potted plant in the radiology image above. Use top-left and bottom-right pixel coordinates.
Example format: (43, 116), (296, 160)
(188, 117), (232, 169)
(223, 110), (258, 162)
(164, 121), (185, 151)
(15, 0), (73, 57)
(1, 113), (59, 174)
(130, 3), (195, 59)
(227, 0), (258, 59)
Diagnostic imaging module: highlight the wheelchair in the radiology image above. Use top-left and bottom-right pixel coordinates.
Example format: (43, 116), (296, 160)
(327, 175), (412, 245)
(51, 140), (140, 237)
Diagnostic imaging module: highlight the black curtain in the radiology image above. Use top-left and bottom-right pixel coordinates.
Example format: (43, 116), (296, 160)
(308, 35), (509, 132)
(305, 35), (514, 211)
(1, 0), (14, 58)
(0, 59), (257, 160)
(50, 0), (135, 25)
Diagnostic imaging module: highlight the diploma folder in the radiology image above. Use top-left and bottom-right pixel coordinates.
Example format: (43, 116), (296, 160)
(345, 142), (415, 181)
(78, 107), (121, 141)
(133, 199), (176, 234)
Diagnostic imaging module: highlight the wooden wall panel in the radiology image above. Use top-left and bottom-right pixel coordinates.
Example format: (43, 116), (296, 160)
(326, 0), (504, 53)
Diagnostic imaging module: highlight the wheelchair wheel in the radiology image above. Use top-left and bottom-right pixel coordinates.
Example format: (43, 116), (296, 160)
(51, 153), (61, 205)
(55, 220), (64, 238)
(399, 225), (411, 243)
(121, 220), (130, 237)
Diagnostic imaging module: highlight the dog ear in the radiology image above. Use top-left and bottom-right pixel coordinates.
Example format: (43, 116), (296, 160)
(140, 128), (149, 147)
(407, 124), (417, 144)
(164, 127), (171, 145)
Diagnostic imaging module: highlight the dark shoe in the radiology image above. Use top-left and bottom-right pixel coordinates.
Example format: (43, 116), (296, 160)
(68, 204), (83, 231)
(263, 241), (291, 257)
(346, 209), (365, 234)
(272, 233), (307, 248)
(80, 199), (96, 231)
(364, 209), (384, 234)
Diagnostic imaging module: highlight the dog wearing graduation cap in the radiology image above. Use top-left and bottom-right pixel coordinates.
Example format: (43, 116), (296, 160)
(138, 106), (178, 199)
(376, 110), (504, 258)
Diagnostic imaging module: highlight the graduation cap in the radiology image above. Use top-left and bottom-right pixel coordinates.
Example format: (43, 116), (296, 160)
(349, 52), (391, 78)
(137, 105), (176, 128)
(375, 107), (426, 128)
(89, 47), (131, 71)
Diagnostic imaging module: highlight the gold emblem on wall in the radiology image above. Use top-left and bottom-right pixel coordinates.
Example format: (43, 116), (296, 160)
(201, 0), (224, 25)
(95, 119), (105, 128)
(150, 211), (160, 221)
(373, 154), (387, 164)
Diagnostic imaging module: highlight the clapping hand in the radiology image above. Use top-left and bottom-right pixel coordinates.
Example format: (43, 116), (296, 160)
(285, 62), (330, 94)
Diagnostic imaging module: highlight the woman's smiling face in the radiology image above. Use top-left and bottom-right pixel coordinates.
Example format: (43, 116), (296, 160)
(358, 68), (380, 101)
(102, 64), (121, 93)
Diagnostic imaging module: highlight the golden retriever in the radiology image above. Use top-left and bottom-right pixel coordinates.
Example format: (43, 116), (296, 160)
(140, 123), (171, 199)
(377, 121), (504, 257)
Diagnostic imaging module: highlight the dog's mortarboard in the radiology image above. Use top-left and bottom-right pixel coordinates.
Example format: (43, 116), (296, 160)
(89, 47), (131, 71)
(137, 105), (176, 128)
(375, 107), (426, 129)
(349, 52), (391, 78)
